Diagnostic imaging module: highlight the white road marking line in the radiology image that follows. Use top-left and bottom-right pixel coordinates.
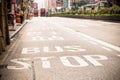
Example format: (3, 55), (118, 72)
(41, 28), (45, 30)
(89, 41), (98, 45)
(80, 37), (88, 41)
(7, 55), (108, 69)
(83, 55), (108, 66)
(78, 32), (120, 52)
(79, 25), (88, 28)
(43, 46), (64, 53)
(49, 36), (65, 40)
(22, 48), (40, 54)
(48, 38), (53, 41)
(102, 47), (112, 51)
(7, 58), (31, 70)
(10, 39), (14, 41)
(83, 38), (88, 40)
(32, 37), (37, 41)
(40, 57), (54, 68)
(60, 56), (89, 67)
(57, 38), (64, 40)
(55, 24), (120, 52)
(52, 36), (57, 38)
(52, 31), (57, 35)
(26, 32), (41, 36)
(64, 46), (86, 52)
(26, 32), (30, 35)
(117, 55), (120, 57)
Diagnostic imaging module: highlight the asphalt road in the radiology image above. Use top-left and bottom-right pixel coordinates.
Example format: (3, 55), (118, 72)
(0, 17), (120, 80)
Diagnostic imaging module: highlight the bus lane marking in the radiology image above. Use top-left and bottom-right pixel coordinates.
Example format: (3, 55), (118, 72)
(22, 46), (86, 54)
(32, 36), (64, 41)
(43, 46), (64, 53)
(7, 55), (108, 70)
(22, 47), (40, 54)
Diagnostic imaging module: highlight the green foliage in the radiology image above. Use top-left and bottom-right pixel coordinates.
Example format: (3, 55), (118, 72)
(97, 5), (120, 14)
(51, 5), (120, 17)
(109, 5), (120, 14)
(98, 8), (109, 14)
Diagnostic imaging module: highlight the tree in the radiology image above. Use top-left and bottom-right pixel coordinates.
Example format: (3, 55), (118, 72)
(107, 0), (120, 6)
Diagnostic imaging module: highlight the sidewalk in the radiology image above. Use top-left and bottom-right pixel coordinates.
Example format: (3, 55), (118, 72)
(0, 20), (28, 65)
(9, 20), (28, 39)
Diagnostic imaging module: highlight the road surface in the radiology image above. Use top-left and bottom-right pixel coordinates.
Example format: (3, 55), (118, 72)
(0, 17), (120, 80)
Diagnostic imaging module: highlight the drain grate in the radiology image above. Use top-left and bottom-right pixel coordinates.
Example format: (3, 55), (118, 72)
(0, 64), (8, 69)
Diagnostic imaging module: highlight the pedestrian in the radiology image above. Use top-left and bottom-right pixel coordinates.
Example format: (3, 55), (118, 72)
(8, 10), (15, 29)
(20, 10), (24, 24)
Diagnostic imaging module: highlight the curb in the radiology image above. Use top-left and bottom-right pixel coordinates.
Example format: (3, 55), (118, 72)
(10, 20), (28, 39)
(0, 20), (28, 65)
(53, 16), (120, 22)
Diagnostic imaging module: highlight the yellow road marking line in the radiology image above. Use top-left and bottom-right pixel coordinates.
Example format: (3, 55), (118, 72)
(0, 39), (18, 64)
